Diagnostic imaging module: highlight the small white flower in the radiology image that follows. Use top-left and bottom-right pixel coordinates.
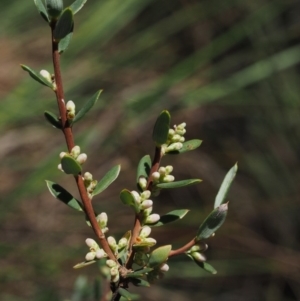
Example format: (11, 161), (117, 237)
(59, 152), (67, 159)
(39, 70), (52, 83)
(107, 236), (117, 251)
(141, 190), (151, 200)
(84, 172), (93, 181)
(138, 177), (147, 190)
(140, 199), (153, 210)
(66, 100), (75, 112)
(96, 212), (108, 229)
(76, 153), (87, 164)
(160, 263), (169, 272)
(85, 238), (98, 249)
(191, 252), (206, 262)
(152, 172), (160, 181)
(145, 213), (160, 224)
(165, 165), (173, 174)
(139, 226), (151, 238)
(158, 167), (166, 175)
(71, 146), (81, 158)
(85, 252), (96, 261)
(131, 190), (141, 204)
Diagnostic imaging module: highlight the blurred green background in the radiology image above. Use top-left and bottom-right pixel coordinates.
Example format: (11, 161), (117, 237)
(1, 0), (300, 300)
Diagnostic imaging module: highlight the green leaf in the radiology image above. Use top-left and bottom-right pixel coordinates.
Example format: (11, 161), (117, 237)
(58, 32), (73, 54)
(196, 203), (228, 241)
(61, 154), (82, 175)
(46, 0), (63, 19)
(152, 110), (170, 146)
(93, 165), (121, 196)
(73, 260), (97, 269)
(20, 65), (54, 88)
(151, 209), (189, 227)
(214, 163), (238, 208)
(130, 278), (150, 287)
(73, 90), (102, 123)
(186, 254), (217, 274)
(44, 111), (62, 129)
(69, 0), (87, 14)
(148, 245), (171, 268)
(126, 267), (153, 278)
(136, 155), (151, 188)
(156, 179), (201, 189)
(53, 8), (74, 41)
(118, 288), (133, 301)
(167, 139), (202, 154)
(34, 0), (49, 22)
(46, 180), (83, 212)
(120, 189), (140, 213)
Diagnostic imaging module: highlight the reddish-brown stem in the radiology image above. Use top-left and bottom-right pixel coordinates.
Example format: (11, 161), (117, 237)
(50, 27), (116, 262)
(146, 146), (162, 190)
(168, 237), (197, 257)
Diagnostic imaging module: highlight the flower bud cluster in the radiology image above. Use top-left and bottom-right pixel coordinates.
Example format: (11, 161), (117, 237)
(66, 100), (76, 121)
(106, 259), (119, 283)
(96, 212), (108, 233)
(130, 190), (160, 225)
(162, 122), (187, 153)
(83, 172), (98, 199)
(152, 165), (175, 184)
(186, 242), (208, 263)
(58, 145), (87, 172)
(85, 238), (107, 261)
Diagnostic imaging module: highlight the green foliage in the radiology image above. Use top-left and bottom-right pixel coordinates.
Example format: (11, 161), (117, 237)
(69, 0), (88, 14)
(53, 8), (74, 41)
(167, 139), (202, 155)
(151, 209), (189, 227)
(44, 111), (62, 129)
(20, 65), (54, 88)
(156, 179), (201, 189)
(120, 189), (140, 213)
(45, 0), (64, 19)
(61, 154), (82, 174)
(152, 110), (170, 146)
(148, 245), (171, 268)
(58, 32), (73, 53)
(34, 0), (49, 22)
(136, 155), (151, 183)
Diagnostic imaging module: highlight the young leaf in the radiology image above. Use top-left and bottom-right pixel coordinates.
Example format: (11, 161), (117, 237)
(118, 288), (133, 301)
(69, 0), (87, 14)
(34, 0), (50, 22)
(186, 254), (217, 274)
(61, 154), (82, 175)
(196, 203), (228, 241)
(148, 245), (171, 268)
(46, 0), (63, 19)
(130, 278), (150, 287)
(92, 165), (121, 196)
(136, 155), (151, 183)
(120, 189), (140, 213)
(167, 139), (202, 154)
(214, 163), (238, 208)
(58, 32), (73, 54)
(46, 180), (83, 212)
(152, 110), (170, 146)
(151, 209), (189, 227)
(53, 8), (74, 41)
(73, 90), (102, 123)
(20, 65), (54, 88)
(126, 268), (154, 278)
(44, 111), (62, 129)
(73, 260), (97, 269)
(156, 179), (201, 189)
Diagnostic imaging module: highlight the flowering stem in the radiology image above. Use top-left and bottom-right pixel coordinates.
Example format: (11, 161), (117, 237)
(50, 26), (116, 262)
(168, 237), (197, 257)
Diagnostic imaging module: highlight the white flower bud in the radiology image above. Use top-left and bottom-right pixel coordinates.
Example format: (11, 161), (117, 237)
(158, 167), (166, 175)
(106, 259), (117, 268)
(160, 263), (169, 272)
(165, 165), (173, 174)
(176, 122), (186, 130)
(163, 175), (175, 182)
(145, 213), (160, 224)
(138, 177), (147, 190)
(152, 171), (160, 181)
(141, 190), (151, 200)
(110, 266), (119, 276)
(172, 134), (182, 142)
(131, 190), (141, 204)
(77, 153), (87, 164)
(58, 164), (64, 172)
(139, 226), (151, 238)
(179, 136), (185, 142)
(140, 199), (153, 210)
(143, 237), (157, 246)
(143, 206), (153, 216)
(96, 212), (108, 229)
(107, 236), (117, 250)
(84, 172), (93, 181)
(85, 238), (98, 249)
(118, 237), (128, 249)
(191, 252), (206, 262)
(166, 142), (183, 152)
(168, 129), (175, 136)
(39, 70), (52, 83)
(189, 245), (200, 253)
(66, 100), (75, 112)
(175, 128), (186, 135)
(96, 249), (106, 259)
(59, 152), (67, 159)
(85, 252), (96, 261)
(71, 146), (81, 158)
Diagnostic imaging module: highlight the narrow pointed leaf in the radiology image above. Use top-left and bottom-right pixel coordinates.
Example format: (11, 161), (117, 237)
(167, 139), (202, 154)
(196, 203), (228, 241)
(21, 65), (54, 88)
(148, 245), (171, 268)
(130, 278), (150, 287)
(214, 163), (238, 208)
(118, 288), (133, 301)
(120, 189), (140, 213)
(136, 155), (151, 190)
(34, 0), (49, 22)
(151, 209), (189, 227)
(69, 0), (87, 14)
(186, 254), (217, 274)
(92, 165), (121, 196)
(53, 8), (74, 41)
(59, 32), (73, 53)
(46, 180), (83, 212)
(61, 154), (82, 175)
(152, 110), (170, 146)
(157, 179), (201, 189)
(73, 90), (102, 123)
(73, 260), (97, 269)
(46, 0), (63, 19)
(44, 111), (62, 129)
(126, 268), (154, 278)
